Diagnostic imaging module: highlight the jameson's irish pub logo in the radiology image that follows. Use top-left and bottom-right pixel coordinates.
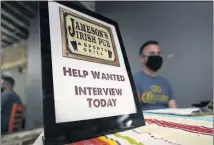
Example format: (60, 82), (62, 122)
(59, 8), (120, 67)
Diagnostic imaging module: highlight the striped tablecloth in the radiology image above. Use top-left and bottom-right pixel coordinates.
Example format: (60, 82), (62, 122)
(70, 113), (213, 145)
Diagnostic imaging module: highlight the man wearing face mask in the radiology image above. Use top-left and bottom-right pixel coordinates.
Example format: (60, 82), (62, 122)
(133, 40), (177, 110)
(1, 76), (22, 133)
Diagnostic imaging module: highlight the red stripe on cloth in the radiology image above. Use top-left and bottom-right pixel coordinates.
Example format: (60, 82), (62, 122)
(145, 119), (213, 136)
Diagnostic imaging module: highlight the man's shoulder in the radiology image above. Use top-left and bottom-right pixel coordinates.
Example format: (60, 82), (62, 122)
(2, 91), (22, 104)
(1, 92), (13, 105)
(157, 76), (171, 86)
(2, 91), (13, 97)
(158, 75), (168, 81)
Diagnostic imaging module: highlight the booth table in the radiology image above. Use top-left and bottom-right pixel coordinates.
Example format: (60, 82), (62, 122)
(70, 112), (213, 145)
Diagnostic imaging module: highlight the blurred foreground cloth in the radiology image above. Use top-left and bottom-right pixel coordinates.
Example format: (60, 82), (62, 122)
(32, 111), (213, 145)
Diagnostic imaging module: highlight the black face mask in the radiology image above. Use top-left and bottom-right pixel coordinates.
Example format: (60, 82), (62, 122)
(145, 55), (163, 72)
(1, 88), (4, 92)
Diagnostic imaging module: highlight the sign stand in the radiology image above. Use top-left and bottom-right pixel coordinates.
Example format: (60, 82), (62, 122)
(39, 1), (145, 145)
(42, 137), (63, 145)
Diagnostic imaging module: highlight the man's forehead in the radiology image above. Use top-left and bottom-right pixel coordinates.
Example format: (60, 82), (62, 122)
(144, 44), (160, 52)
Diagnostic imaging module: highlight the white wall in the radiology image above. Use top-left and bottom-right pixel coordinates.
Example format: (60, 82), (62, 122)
(96, 1), (213, 107)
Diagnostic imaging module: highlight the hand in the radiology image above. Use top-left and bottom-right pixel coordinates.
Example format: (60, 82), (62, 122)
(168, 99), (177, 108)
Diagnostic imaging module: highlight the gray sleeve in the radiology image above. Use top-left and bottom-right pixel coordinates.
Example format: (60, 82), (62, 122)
(166, 80), (174, 100)
(1, 93), (9, 111)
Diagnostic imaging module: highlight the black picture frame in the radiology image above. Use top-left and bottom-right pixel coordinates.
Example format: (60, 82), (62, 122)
(39, 1), (145, 145)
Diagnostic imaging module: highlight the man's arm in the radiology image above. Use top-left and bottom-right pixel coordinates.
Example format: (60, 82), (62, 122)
(168, 99), (177, 108)
(167, 80), (177, 108)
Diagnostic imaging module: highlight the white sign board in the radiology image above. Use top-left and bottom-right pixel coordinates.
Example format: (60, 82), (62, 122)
(48, 2), (137, 123)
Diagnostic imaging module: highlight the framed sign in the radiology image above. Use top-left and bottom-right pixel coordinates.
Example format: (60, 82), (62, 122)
(40, 1), (145, 145)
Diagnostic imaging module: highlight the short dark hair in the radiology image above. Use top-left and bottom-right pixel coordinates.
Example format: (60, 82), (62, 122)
(2, 76), (15, 88)
(139, 40), (159, 55)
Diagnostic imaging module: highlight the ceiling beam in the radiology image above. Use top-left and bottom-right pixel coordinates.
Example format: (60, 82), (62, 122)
(1, 25), (25, 41)
(19, 2), (37, 16)
(1, 15), (28, 37)
(1, 39), (13, 45)
(1, 20), (15, 31)
(1, 20), (27, 39)
(2, 32), (19, 42)
(1, 19), (28, 39)
(1, 9), (29, 28)
(22, 1), (38, 13)
(3, 2), (32, 22)
(4, 1), (35, 18)
(1, 40), (27, 50)
(1, 2), (30, 27)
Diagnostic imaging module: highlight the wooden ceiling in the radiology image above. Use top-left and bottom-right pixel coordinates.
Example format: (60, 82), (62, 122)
(1, 1), (38, 49)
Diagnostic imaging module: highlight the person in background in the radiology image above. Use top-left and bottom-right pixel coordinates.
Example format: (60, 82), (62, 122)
(133, 40), (177, 110)
(1, 76), (22, 133)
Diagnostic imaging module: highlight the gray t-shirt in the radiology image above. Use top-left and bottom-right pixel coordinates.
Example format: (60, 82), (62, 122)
(1, 91), (22, 133)
(133, 71), (174, 110)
